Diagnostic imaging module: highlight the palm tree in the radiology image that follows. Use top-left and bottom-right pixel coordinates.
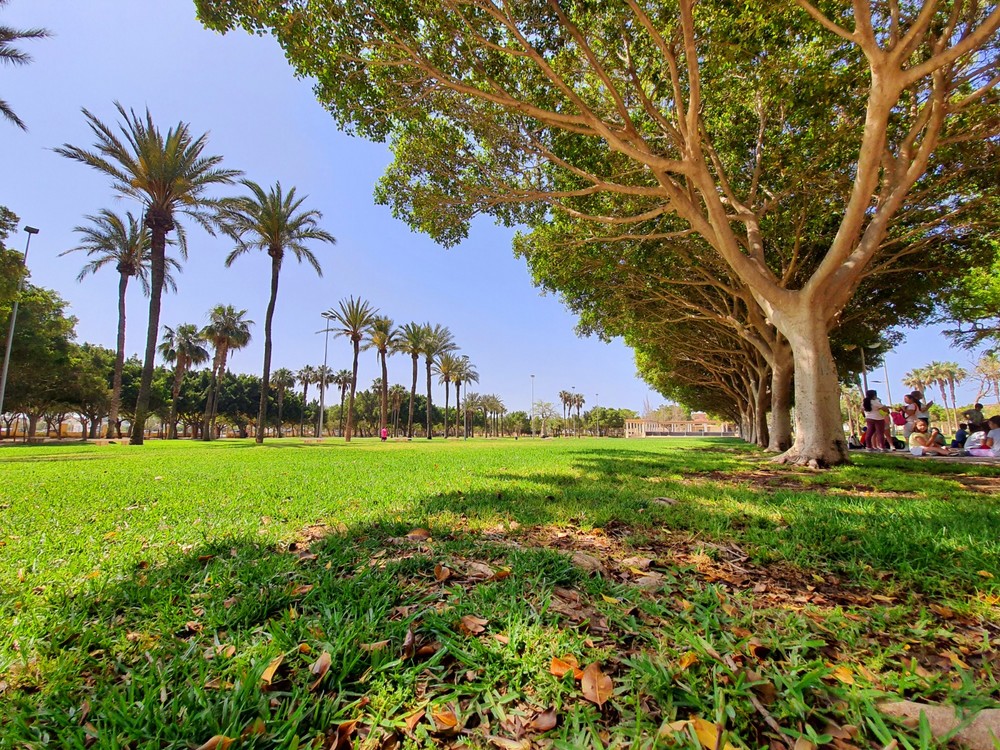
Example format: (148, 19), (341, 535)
(61, 209), (179, 437)
(388, 383), (408, 437)
(394, 322), (427, 439)
(220, 181), (335, 444)
(57, 103), (240, 444)
(313, 365), (333, 436)
(270, 368), (296, 438)
(573, 393), (586, 437)
(364, 316), (398, 436)
(332, 369), (352, 435)
(158, 324), (209, 439)
(938, 362), (967, 432)
(452, 356), (479, 438)
(296, 364), (316, 436)
(422, 324), (456, 439)
(323, 297), (379, 441)
(558, 390), (571, 424)
(434, 351), (462, 438)
(463, 392), (482, 437)
(0, 2), (49, 130)
(902, 367), (931, 402)
(201, 305), (253, 440)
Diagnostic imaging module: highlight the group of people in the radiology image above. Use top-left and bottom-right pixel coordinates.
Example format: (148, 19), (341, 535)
(856, 391), (1000, 458)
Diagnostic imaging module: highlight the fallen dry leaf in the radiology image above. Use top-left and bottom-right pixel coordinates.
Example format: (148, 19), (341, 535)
(485, 736), (530, 750)
(404, 708), (426, 732)
(529, 707), (558, 732)
(570, 552), (604, 574)
(678, 652), (699, 670)
(459, 615), (489, 635)
(204, 677), (234, 691)
(581, 662), (613, 707)
(240, 718), (266, 739)
(550, 655), (584, 680)
(194, 736), (234, 750)
(464, 560), (497, 580)
(360, 639), (390, 652)
(879, 701), (1000, 750)
(434, 563), (452, 582)
(290, 583), (314, 597)
(406, 528), (431, 541)
(325, 719), (359, 750)
(402, 626), (416, 659)
(310, 651), (332, 692)
(260, 654), (284, 687)
(431, 707), (460, 733)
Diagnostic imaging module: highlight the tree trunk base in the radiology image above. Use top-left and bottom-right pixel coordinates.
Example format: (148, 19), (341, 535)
(772, 449), (849, 469)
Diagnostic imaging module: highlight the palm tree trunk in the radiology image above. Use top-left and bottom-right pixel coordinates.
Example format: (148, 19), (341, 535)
(108, 272), (129, 438)
(443, 381), (450, 438)
(425, 358), (433, 439)
(256, 254), (281, 444)
(408, 354), (418, 438)
(277, 391), (285, 438)
(454, 383), (462, 438)
(203, 352), (221, 441)
(167, 357), (186, 439)
(379, 352), (389, 434)
(300, 382), (309, 437)
(339, 384), (347, 435)
(346, 340), (360, 441)
(131, 221), (169, 445)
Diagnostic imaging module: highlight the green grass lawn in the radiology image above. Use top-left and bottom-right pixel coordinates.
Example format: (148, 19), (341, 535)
(1, 438), (998, 749)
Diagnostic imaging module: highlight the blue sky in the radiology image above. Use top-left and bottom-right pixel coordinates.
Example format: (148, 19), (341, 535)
(1, 1), (990, 415)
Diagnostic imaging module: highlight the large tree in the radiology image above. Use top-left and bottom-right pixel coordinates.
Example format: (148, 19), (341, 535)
(0, 0), (48, 130)
(56, 103), (239, 445)
(393, 322), (426, 439)
(62, 210), (181, 437)
(220, 180), (335, 444)
(421, 323), (456, 439)
(199, 1), (1000, 466)
(364, 315), (398, 436)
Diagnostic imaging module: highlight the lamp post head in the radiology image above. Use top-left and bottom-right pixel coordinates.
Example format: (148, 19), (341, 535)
(24, 226), (39, 235)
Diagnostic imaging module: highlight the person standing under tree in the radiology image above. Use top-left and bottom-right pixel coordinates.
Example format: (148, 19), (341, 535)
(862, 390), (889, 451)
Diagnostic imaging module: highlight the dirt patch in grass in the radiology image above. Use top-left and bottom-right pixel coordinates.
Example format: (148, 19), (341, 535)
(954, 474), (1000, 494)
(684, 469), (912, 498)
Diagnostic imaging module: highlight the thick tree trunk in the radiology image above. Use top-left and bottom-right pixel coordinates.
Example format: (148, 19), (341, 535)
(167, 358), (185, 440)
(767, 341), (794, 452)
(256, 254), (281, 444)
(775, 311), (849, 467)
(108, 272), (128, 438)
(131, 214), (172, 446)
(407, 355), (418, 438)
(753, 374), (770, 449)
(202, 356), (221, 441)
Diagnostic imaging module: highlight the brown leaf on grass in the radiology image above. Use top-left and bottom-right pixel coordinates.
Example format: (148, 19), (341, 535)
(290, 583), (314, 597)
(929, 603), (955, 619)
(360, 640), (390, 652)
(240, 718), (266, 739)
(653, 497), (679, 506)
(404, 708), (425, 732)
(493, 633), (510, 645)
(528, 707), (558, 732)
(550, 655), (583, 680)
(661, 717), (739, 750)
(434, 563), (452, 582)
(406, 528), (431, 541)
(571, 552), (604, 574)
(942, 650), (972, 670)
(310, 651), (332, 691)
(464, 560), (497, 580)
(324, 719), (360, 750)
(459, 615), (489, 635)
(485, 737), (530, 750)
(431, 707), (460, 733)
(879, 701), (1000, 750)
(204, 677), (234, 690)
(402, 626), (416, 659)
(793, 738), (816, 750)
(260, 654), (284, 687)
(194, 736), (234, 750)
(678, 652), (699, 670)
(581, 662), (613, 707)
(223, 596), (238, 609)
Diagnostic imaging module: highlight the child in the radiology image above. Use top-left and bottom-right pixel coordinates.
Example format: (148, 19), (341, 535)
(951, 423), (968, 448)
(908, 419), (960, 457)
(966, 416), (1000, 458)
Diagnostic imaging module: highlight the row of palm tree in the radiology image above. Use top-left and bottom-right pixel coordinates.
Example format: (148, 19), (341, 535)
(56, 103), (336, 444)
(557, 390), (586, 434)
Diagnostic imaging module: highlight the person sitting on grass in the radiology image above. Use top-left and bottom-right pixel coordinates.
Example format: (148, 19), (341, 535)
(908, 419), (960, 457)
(951, 423), (969, 448)
(966, 416), (1000, 458)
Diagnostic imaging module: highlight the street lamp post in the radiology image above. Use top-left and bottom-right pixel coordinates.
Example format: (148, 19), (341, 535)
(316, 321), (334, 438)
(530, 374), (535, 437)
(0, 226), (39, 428)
